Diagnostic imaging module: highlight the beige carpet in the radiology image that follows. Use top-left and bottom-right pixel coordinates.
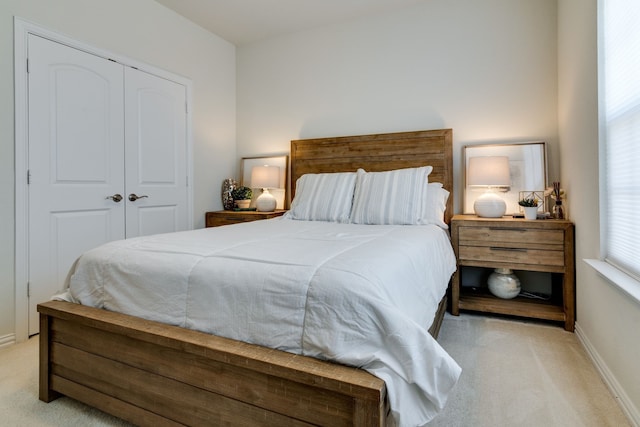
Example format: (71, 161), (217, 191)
(429, 313), (630, 426)
(0, 314), (630, 426)
(0, 336), (130, 427)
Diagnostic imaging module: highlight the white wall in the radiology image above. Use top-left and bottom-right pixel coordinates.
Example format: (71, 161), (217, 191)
(0, 0), (236, 340)
(237, 0), (559, 211)
(559, 0), (640, 423)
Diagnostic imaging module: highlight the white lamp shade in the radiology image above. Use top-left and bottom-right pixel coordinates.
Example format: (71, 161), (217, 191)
(467, 156), (510, 188)
(251, 165), (280, 189)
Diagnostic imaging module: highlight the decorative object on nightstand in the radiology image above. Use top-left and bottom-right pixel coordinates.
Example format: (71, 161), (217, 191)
(251, 165), (280, 212)
(550, 182), (566, 219)
(221, 178), (237, 210)
(467, 156), (511, 217)
(231, 186), (252, 209)
(518, 196), (540, 220)
(487, 268), (521, 299)
(518, 190), (546, 216)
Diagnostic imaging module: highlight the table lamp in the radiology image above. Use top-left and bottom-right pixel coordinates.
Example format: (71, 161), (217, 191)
(251, 165), (280, 212)
(467, 156), (510, 217)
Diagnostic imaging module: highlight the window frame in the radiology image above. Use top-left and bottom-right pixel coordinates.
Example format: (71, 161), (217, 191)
(589, 0), (640, 303)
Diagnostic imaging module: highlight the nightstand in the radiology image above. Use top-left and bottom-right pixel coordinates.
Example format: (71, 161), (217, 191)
(205, 210), (287, 227)
(450, 214), (575, 331)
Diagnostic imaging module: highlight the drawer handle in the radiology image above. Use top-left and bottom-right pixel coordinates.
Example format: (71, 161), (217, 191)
(489, 247), (528, 252)
(489, 227), (528, 232)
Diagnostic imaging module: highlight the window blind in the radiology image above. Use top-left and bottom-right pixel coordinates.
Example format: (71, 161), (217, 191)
(603, 0), (640, 280)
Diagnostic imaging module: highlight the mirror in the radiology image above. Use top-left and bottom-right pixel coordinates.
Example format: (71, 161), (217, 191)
(464, 142), (547, 215)
(240, 155), (289, 209)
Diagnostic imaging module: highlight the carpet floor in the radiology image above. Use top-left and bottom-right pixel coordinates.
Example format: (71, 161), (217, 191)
(0, 313), (630, 426)
(430, 313), (630, 426)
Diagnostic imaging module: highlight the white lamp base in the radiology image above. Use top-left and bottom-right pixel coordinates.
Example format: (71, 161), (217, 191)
(474, 192), (506, 218)
(255, 188), (277, 212)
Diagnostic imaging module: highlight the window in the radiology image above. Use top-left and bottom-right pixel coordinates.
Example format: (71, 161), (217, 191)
(602, 0), (640, 280)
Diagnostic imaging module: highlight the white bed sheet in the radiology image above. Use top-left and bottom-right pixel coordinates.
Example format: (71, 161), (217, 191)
(58, 218), (461, 426)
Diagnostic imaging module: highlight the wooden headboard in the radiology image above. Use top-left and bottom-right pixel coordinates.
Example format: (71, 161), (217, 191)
(290, 129), (454, 224)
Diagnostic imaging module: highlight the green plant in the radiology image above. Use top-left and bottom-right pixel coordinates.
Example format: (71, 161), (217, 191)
(231, 186), (252, 200)
(518, 197), (539, 207)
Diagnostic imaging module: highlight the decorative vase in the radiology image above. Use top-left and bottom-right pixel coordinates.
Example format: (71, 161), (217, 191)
(487, 268), (521, 299)
(552, 199), (565, 219)
(235, 199), (251, 209)
(523, 206), (538, 220)
(221, 178), (237, 210)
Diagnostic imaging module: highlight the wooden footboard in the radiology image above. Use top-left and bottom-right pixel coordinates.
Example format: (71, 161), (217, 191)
(38, 301), (389, 426)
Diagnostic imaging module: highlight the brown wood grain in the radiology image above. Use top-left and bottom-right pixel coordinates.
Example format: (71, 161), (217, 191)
(51, 318), (356, 425)
(205, 210), (287, 227)
(450, 215), (576, 331)
(40, 301), (384, 426)
(458, 293), (566, 322)
(291, 129), (453, 225)
(458, 246), (565, 267)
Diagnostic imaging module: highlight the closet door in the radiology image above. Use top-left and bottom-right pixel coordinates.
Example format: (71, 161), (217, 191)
(124, 67), (189, 237)
(26, 35), (191, 335)
(27, 35), (125, 335)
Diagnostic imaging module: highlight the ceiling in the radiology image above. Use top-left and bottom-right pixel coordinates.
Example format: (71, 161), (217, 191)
(154, 0), (425, 46)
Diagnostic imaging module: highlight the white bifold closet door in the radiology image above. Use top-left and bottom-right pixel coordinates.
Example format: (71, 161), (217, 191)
(27, 34), (189, 335)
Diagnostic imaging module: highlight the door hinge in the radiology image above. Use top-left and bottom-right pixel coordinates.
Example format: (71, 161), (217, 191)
(27, 169), (31, 185)
(26, 58), (29, 73)
(27, 282), (30, 298)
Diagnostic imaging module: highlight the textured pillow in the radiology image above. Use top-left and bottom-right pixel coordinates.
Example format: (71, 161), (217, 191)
(419, 182), (450, 229)
(285, 172), (356, 222)
(350, 166), (433, 225)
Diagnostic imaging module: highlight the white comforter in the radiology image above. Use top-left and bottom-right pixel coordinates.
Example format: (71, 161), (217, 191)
(59, 218), (461, 426)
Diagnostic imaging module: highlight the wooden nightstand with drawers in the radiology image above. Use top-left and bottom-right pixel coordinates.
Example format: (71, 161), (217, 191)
(450, 214), (575, 331)
(205, 210), (287, 227)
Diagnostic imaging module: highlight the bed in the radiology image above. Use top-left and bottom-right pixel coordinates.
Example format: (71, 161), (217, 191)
(38, 128), (457, 426)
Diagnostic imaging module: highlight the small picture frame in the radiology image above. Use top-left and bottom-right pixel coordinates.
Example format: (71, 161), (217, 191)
(240, 155), (288, 209)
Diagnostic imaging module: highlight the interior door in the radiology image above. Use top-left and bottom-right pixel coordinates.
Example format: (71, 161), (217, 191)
(124, 67), (189, 237)
(27, 35), (125, 335)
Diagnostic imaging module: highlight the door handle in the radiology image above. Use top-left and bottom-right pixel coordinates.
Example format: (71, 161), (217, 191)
(105, 194), (123, 203)
(128, 193), (149, 202)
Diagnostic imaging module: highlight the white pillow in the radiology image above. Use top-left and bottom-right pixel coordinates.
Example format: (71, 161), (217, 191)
(285, 172), (356, 222)
(350, 166), (433, 225)
(419, 182), (450, 229)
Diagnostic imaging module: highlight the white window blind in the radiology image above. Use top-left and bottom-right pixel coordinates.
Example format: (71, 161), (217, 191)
(603, 0), (640, 280)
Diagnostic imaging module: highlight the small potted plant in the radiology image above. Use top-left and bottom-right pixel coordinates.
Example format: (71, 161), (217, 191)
(518, 196), (539, 220)
(231, 186), (252, 209)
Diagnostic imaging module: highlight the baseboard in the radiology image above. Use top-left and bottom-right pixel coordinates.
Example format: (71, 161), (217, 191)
(576, 322), (640, 427)
(0, 333), (16, 349)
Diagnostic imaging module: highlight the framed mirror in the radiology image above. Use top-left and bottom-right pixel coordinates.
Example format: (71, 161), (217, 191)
(240, 155), (289, 209)
(464, 142), (547, 215)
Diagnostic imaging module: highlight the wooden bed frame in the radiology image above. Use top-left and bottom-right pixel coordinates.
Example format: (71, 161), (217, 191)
(38, 128), (454, 426)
